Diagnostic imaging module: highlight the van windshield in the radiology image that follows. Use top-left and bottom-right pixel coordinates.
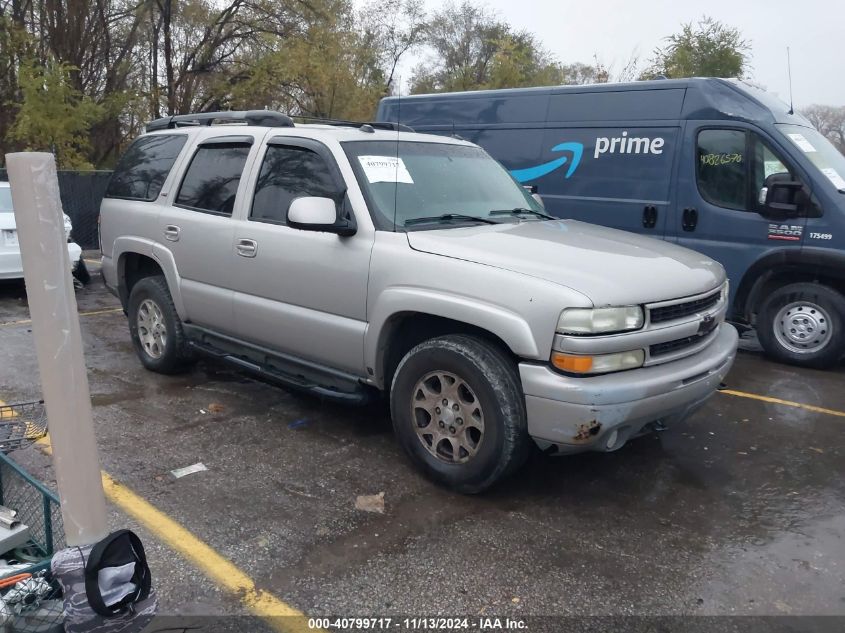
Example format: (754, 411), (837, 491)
(342, 140), (544, 230)
(0, 188), (12, 212)
(778, 124), (845, 192)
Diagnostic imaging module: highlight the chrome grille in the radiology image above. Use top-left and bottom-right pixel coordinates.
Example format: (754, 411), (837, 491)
(650, 332), (709, 357)
(649, 291), (720, 324)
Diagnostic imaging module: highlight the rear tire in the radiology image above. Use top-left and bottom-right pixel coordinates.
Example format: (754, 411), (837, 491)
(390, 334), (531, 493)
(757, 282), (845, 369)
(127, 275), (194, 374)
(73, 258), (90, 285)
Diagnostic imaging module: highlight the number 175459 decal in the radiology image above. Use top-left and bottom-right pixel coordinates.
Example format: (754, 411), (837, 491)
(809, 232), (834, 240)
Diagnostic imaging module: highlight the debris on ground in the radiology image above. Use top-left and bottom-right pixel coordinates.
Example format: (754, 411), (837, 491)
(171, 463), (208, 479)
(288, 418), (309, 429)
(354, 492), (385, 514)
(207, 403), (225, 413)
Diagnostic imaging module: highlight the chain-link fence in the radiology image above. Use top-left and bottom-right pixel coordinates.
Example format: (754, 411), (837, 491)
(0, 169), (112, 251)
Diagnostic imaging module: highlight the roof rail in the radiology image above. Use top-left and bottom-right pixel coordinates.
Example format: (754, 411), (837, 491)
(145, 110), (295, 132)
(295, 116), (414, 133)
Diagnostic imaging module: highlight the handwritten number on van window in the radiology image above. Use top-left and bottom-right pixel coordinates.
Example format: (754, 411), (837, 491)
(700, 153), (743, 167)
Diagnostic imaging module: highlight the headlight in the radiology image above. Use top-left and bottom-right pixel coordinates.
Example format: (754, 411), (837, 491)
(557, 306), (644, 335)
(551, 349), (645, 374)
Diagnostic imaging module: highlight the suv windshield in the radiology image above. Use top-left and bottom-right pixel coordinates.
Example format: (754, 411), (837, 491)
(0, 188), (12, 212)
(778, 124), (845, 192)
(342, 140), (544, 229)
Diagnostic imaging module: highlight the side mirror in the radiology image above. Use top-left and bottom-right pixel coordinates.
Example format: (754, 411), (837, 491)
(762, 181), (803, 218)
(287, 196), (356, 237)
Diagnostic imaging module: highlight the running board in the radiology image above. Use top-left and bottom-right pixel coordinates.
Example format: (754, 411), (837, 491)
(184, 326), (374, 405)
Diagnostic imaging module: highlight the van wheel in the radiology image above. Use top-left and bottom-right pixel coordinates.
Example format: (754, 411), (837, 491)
(127, 276), (194, 374)
(390, 335), (531, 494)
(757, 282), (845, 369)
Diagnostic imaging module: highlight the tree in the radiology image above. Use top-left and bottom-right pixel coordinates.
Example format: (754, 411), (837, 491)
(8, 59), (104, 168)
(408, 1), (569, 94)
(642, 16), (750, 80)
(802, 105), (845, 154)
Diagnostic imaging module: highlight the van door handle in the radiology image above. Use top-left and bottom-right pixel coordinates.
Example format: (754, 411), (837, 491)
(164, 225), (180, 241)
(642, 205), (658, 229)
(236, 238), (257, 258)
(682, 208), (698, 232)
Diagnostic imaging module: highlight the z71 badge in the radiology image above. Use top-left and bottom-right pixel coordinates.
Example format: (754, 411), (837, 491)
(767, 224), (803, 241)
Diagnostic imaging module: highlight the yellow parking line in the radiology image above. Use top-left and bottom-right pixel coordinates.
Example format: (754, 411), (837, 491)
(0, 306), (122, 328)
(82, 258), (100, 266)
(26, 433), (312, 632)
(719, 389), (845, 419)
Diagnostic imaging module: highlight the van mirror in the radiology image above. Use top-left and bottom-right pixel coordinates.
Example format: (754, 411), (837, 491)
(762, 181), (803, 219)
(287, 196), (356, 237)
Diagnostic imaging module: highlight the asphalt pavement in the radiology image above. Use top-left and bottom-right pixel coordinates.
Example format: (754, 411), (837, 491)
(0, 264), (842, 624)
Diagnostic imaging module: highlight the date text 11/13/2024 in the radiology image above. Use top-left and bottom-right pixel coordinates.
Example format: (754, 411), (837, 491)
(308, 617), (528, 630)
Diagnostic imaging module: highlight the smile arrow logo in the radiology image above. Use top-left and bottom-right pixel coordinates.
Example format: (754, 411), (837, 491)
(510, 142), (584, 183)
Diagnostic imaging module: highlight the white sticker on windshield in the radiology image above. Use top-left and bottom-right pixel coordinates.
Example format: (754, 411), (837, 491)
(358, 156), (413, 184)
(787, 133), (816, 153)
(821, 167), (845, 190)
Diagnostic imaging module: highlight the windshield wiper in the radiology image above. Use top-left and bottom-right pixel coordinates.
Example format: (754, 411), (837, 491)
(404, 213), (499, 226)
(489, 207), (556, 220)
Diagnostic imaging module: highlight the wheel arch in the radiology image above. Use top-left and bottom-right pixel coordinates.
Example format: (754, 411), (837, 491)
(115, 240), (185, 318)
(735, 248), (845, 323)
(367, 290), (542, 390)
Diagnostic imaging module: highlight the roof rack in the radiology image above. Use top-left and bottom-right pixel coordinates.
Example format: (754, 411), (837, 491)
(145, 110), (295, 131)
(295, 116), (414, 133)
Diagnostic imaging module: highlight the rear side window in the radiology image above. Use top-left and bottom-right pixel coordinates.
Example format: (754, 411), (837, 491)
(251, 145), (338, 224)
(175, 143), (251, 216)
(105, 135), (187, 201)
(696, 129), (747, 210)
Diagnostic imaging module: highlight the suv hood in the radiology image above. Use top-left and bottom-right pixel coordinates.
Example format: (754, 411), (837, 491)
(406, 220), (725, 306)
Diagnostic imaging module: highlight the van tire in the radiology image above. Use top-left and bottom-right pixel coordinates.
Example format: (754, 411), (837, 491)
(127, 275), (195, 374)
(757, 282), (845, 369)
(390, 335), (531, 494)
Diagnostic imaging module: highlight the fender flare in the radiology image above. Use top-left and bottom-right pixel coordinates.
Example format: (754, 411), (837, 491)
(736, 247), (845, 320)
(114, 238), (186, 319)
(365, 287), (542, 387)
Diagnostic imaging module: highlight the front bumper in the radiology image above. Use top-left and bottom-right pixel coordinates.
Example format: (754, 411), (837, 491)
(520, 323), (738, 453)
(0, 243), (83, 280)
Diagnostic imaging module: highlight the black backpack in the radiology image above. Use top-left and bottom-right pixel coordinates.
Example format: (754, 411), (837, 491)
(84, 529), (152, 616)
(53, 529), (157, 633)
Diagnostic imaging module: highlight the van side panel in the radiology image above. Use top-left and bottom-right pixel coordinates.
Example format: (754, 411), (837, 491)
(531, 125), (679, 236)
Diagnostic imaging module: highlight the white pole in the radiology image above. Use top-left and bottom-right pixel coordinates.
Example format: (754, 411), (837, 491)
(5, 152), (108, 547)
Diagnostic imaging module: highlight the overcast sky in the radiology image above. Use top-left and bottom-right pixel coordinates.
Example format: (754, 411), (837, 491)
(404, 0), (843, 107)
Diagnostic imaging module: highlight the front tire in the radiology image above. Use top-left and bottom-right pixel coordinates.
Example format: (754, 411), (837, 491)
(127, 276), (194, 374)
(757, 282), (845, 369)
(390, 334), (531, 493)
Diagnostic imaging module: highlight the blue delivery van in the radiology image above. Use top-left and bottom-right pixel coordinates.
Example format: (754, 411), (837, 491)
(377, 78), (845, 369)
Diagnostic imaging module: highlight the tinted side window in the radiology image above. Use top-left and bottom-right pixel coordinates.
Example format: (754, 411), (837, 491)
(105, 135), (187, 201)
(251, 145), (338, 224)
(696, 129), (747, 210)
(175, 144), (251, 216)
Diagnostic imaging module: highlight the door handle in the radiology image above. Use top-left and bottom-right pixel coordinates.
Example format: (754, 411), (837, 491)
(236, 238), (257, 258)
(164, 225), (180, 241)
(682, 207), (698, 232)
(642, 205), (658, 229)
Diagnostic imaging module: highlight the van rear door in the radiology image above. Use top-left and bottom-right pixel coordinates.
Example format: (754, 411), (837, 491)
(672, 123), (809, 293)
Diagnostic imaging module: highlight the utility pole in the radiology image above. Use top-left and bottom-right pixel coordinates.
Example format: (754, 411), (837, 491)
(5, 152), (108, 546)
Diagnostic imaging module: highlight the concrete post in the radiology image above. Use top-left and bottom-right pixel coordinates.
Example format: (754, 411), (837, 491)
(5, 152), (108, 546)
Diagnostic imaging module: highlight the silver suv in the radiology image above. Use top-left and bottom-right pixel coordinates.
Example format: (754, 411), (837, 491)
(100, 111), (738, 492)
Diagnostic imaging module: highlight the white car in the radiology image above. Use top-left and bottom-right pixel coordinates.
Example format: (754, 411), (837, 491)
(0, 181), (87, 282)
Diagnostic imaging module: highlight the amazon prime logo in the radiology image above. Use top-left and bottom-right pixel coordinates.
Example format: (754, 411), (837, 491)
(510, 142), (584, 183)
